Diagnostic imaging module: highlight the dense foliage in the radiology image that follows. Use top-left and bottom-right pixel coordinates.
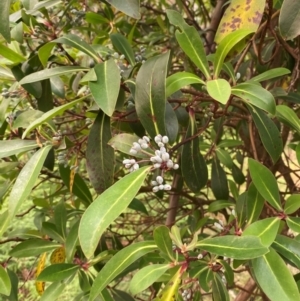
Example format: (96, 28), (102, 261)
(1, 0), (300, 300)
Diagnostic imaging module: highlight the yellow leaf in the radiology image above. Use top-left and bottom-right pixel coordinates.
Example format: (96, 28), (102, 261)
(35, 253), (47, 295)
(50, 246), (66, 264)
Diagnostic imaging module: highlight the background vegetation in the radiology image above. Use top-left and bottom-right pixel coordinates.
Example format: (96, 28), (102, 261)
(1, 0), (300, 300)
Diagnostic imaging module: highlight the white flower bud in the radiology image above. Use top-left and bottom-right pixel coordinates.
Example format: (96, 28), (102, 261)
(141, 143), (148, 149)
(214, 222), (223, 230)
(130, 159), (136, 164)
(133, 142), (141, 150)
(156, 176), (163, 184)
(153, 163), (161, 169)
(155, 150), (161, 156)
(155, 156), (162, 163)
(123, 159), (131, 164)
(142, 136), (150, 143)
(197, 254), (203, 260)
(162, 136), (169, 144)
(154, 135), (162, 143)
(167, 160), (174, 168)
(125, 164), (131, 169)
(133, 163), (139, 170)
(152, 186), (159, 192)
(151, 181), (158, 186)
(150, 156), (157, 162)
(173, 164), (179, 170)
(161, 152), (170, 161)
(130, 149), (137, 155)
(157, 142), (164, 148)
(164, 184), (171, 190)
(159, 184), (164, 190)
(138, 138), (144, 145)
(160, 147), (166, 153)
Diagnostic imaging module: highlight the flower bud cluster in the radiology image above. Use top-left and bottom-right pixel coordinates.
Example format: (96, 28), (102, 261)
(182, 289), (192, 301)
(151, 176), (171, 192)
(129, 136), (150, 155)
(122, 158), (139, 172)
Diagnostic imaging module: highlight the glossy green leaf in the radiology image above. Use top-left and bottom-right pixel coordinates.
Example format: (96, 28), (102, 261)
(207, 79), (231, 104)
(106, 0), (140, 19)
(232, 83), (276, 115)
(86, 111), (114, 193)
(279, 0), (300, 40)
(214, 29), (253, 78)
(54, 202), (67, 239)
(0, 265), (11, 296)
(13, 110), (44, 129)
(181, 110), (208, 193)
(232, 163), (245, 185)
(164, 102), (179, 144)
(9, 239), (60, 257)
(54, 34), (99, 62)
(212, 273), (230, 301)
(65, 220), (80, 263)
(6, 269), (18, 301)
(0, 44), (25, 63)
(59, 165), (92, 207)
(154, 226), (174, 261)
(50, 76), (65, 98)
(37, 264), (79, 282)
(0, 139), (38, 159)
(42, 222), (64, 243)
(135, 52), (169, 139)
(196, 235), (268, 260)
(130, 264), (170, 295)
(89, 241), (157, 301)
(251, 68), (290, 82)
(249, 106), (283, 163)
(110, 33), (135, 66)
(40, 282), (66, 301)
(0, 0), (10, 42)
(79, 166), (151, 259)
(246, 183), (264, 225)
(272, 235), (300, 269)
(208, 200), (235, 213)
(0, 210), (10, 237)
(284, 194), (300, 214)
(19, 66), (89, 85)
(89, 60), (120, 117)
(243, 217), (280, 246)
(211, 156), (229, 200)
(166, 10), (210, 79)
(252, 248), (300, 301)
(8, 145), (52, 218)
(128, 198), (148, 215)
(196, 266), (212, 292)
(216, 148), (233, 168)
(166, 72), (205, 97)
(108, 133), (154, 158)
(286, 217), (300, 233)
(248, 159), (281, 210)
(276, 105), (300, 134)
(218, 259), (234, 286)
(22, 97), (83, 138)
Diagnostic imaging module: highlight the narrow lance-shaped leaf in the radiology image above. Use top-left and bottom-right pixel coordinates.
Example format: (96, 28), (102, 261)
(154, 226), (175, 261)
(79, 166), (151, 259)
(212, 273), (230, 301)
(89, 59), (120, 117)
(211, 156), (229, 200)
(246, 183), (264, 225)
(8, 145), (52, 218)
(0, 0), (11, 42)
(0, 265), (11, 296)
(206, 79), (231, 104)
(284, 194), (300, 214)
(106, 0), (140, 19)
(249, 105), (283, 163)
(276, 105), (300, 134)
(248, 159), (281, 210)
(89, 241), (157, 301)
(37, 264), (79, 282)
(181, 109), (208, 192)
(251, 248), (300, 301)
(196, 235), (268, 260)
(40, 282), (66, 301)
(110, 33), (135, 66)
(86, 111), (114, 193)
(0, 140), (38, 159)
(251, 68), (290, 82)
(135, 52), (169, 139)
(166, 10), (210, 79)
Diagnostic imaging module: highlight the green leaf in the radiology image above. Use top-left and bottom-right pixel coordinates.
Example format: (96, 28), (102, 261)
(128, 198), (148, 215)
(54, 202), (67, 239)
(214, 29), (253, 78)
(38, 42), (56, 68)
(251, 68), (291, 82)
(106, 0), (140, 19)
(37, 264), (79, 282)
(0, 44), (25, 63)
(54, 34), (100, 62)
(216, 149), (233, 168)
(279, 0), (300, 40)
(246, 183), (264, 225)
(108, 133), (154, 158)
(243, 217), (280, 246)
(135, 52), (169, 139)
(154, 226), (174, 261)
(65, 220), (79, 263)
(13, 110), (44, 129)
(110, 33), (135, 66)
(248, 159), (281, 210)
(212, 273), (230, 301)
(166, 10), (210, 79)
(208, 200), (235, 213)
(284, 194), (300, 214)
(89, 60), (120, 117)
(232, 83), (276, 115)
(211, 156), (229, 200)
(79, 166), (151, 259)
(59, 165), (92, 207)
(181, 110), (208, 192)
(89, 241), (157, 301)
(0, 139), (38, 159)
(86, 111), (114, 193)
(249, 106), (283, 163)
(19, 66), (89, 85)
(22, 97), (83, 138)
(252, 248), (300, 301)
(196, 235), (268, 260)
(286, 217), (300, 233)
(206, 79), (231, 104)
(0, 210), (10, 237)
(9, 239), (60, 257)
(166, 72), (205, 97)
(129, 264), (170, 295)
(0, 0), (10, 42)
(40, 282), (66, 301)
(8, 145), (52, 218)
(276, 105), (300, 133)
(42, 222), (64, 243)
(0, 265), (11, 296)
(272, 235), (300, 269)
